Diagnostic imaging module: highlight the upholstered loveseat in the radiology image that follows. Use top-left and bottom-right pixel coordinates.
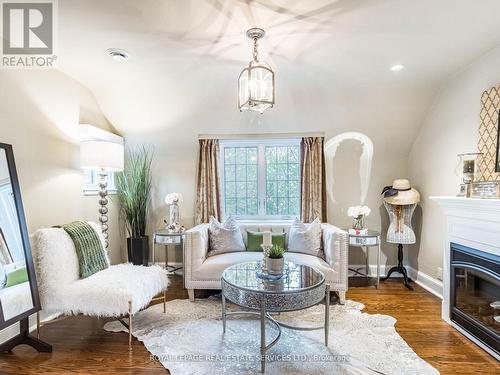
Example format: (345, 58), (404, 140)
(184, 222), (349, 303)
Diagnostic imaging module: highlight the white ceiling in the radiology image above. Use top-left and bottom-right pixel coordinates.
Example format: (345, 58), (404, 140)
(57, 0), (500, 141)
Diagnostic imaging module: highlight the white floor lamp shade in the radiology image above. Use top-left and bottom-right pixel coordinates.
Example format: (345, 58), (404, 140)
(80, 140), (124, 172)
(80, 140), (124, 248)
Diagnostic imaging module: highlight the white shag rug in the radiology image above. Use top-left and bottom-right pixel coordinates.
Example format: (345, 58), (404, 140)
(104, 298), (438, 375)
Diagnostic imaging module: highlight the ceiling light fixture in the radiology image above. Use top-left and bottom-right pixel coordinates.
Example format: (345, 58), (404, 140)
(106, 48), (130, 62)
(238, 28), (275, 113)
(390, 63), (404, 72)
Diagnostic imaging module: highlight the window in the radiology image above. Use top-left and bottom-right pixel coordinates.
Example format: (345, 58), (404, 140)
(220, 139), (301, 220)
(83, 170), (117, 195)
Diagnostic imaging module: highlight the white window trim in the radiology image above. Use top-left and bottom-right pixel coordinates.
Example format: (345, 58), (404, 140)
(219, 138), (301, 221)
(83, 170), (118, 196)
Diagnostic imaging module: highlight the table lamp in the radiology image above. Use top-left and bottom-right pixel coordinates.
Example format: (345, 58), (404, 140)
(80, 140), (124, 248)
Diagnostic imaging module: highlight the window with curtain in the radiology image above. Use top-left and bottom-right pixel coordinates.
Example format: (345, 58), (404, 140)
(219, 139), (301, 220)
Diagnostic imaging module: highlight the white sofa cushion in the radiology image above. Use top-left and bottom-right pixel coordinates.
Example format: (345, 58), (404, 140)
(288, 218), (323, 257)
(192, 251), (336, 283)
(208, 216), (245, 255)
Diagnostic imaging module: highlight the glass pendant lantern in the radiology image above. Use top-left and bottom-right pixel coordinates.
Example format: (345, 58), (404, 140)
(238, 28), (275, 113)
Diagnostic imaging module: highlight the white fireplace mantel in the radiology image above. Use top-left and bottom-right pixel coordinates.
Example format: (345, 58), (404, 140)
(430, 196), (500, 359)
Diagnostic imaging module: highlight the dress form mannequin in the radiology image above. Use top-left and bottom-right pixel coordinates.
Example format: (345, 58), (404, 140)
(382, 202), (417, 290)
(380, 179), (420, 290)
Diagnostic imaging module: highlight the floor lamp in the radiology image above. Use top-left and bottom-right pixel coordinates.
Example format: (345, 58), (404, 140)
(80, 140), (124, 248)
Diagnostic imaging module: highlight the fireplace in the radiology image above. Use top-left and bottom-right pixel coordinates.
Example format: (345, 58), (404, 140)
(450, 243), (500, 356)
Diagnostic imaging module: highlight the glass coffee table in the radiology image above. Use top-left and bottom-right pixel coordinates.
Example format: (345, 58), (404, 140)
(221, 261), (330, 373)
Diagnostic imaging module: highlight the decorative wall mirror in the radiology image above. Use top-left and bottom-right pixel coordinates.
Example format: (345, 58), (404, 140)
(0, 143), (51, 352)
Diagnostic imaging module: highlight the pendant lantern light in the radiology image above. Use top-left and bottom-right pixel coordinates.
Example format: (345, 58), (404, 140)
(238, 28), (275, 113)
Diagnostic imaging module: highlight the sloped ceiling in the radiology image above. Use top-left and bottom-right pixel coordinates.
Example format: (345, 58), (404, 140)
(57, 0), (500, 141)
(55, 0), (500, 230)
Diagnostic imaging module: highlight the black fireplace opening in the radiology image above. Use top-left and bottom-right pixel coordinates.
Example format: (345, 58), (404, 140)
(450, 243), (500, 357)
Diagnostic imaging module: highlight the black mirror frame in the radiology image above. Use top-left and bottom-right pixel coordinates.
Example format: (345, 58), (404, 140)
(0, 143), (41, 330)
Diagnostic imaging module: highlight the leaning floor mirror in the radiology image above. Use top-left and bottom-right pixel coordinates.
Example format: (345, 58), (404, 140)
(0, 143), (51, 352)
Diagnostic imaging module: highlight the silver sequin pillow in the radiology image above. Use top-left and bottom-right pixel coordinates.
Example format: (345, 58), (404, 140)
(208, 216), (246, 256)
(288, 217), (323, 258)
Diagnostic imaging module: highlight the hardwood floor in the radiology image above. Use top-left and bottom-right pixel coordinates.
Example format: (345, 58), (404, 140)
(0, 276), (498, 374)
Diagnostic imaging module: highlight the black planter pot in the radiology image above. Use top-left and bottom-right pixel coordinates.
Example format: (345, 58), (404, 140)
(127, 236), (149, 266)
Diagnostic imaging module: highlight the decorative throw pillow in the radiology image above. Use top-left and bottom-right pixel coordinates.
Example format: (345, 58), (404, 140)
(246, 231), (286, 252)
(208, 216), (246, 256)
(5, 266), (28, 288)
(288, 218), (323, 257)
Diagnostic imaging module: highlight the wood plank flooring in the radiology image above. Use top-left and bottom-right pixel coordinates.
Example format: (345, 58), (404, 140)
(0, 276), (498, 374)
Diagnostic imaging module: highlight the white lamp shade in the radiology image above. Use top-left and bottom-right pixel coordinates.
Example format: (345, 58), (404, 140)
(80, 140), (124, 171)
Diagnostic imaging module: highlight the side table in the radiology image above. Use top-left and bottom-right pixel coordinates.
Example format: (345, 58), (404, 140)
(347, 229), (381, 289)
(153, 230), (184, 275)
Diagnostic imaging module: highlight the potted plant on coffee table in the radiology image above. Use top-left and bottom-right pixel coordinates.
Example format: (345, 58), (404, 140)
(267, 244), (286, 275)
(116, 146), (153, 266)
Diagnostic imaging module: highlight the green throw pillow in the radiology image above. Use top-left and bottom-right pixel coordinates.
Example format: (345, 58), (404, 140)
(247, 231), (286, 252)
(5, 267), (28, 288)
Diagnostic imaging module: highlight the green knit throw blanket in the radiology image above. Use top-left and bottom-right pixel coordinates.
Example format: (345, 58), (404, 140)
(61, 221), (109, 278)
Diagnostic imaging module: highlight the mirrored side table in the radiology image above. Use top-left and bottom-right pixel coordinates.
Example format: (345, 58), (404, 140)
(347, 229), (381, 289)
(153, 230), (184, 275)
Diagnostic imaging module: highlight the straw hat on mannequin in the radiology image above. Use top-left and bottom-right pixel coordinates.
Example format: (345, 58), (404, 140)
(382, 179), (420, 205)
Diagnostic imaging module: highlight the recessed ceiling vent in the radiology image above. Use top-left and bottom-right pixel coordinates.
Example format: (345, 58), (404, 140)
(105, 48), (130, 62)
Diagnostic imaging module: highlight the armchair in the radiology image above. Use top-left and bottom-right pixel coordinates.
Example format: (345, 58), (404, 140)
(31, 222), (169, 350)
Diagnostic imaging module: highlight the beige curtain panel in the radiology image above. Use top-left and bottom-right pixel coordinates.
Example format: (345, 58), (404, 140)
(301, 137), (327, 223)
(195, 139), (221, 224)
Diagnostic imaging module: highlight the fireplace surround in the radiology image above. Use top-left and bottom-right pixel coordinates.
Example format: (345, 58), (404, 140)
(431, 196), (500, 360)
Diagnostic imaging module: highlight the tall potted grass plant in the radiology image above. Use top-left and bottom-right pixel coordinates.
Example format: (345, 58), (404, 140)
(116, 146), (153, 266)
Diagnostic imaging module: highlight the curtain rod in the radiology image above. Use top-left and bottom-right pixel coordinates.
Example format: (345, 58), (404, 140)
(198, 132), (325, 140)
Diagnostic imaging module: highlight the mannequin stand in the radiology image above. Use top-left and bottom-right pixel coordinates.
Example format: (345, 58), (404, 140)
(381, 243), (413, 290)
(0, 317), (52, 352)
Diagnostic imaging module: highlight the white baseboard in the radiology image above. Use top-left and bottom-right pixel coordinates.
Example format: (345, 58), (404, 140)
(349, 263), (443, 300)
(408, 267), (443, 300)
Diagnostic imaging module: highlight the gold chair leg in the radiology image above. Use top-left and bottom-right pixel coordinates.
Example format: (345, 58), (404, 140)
(128, 301), (133, 351)
(163, 289), (167, 313)
(36, 311), (40, 339)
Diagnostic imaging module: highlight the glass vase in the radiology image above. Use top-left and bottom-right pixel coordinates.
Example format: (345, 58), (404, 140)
(352, 216), (364, 230)
(169, 202), (180, 225)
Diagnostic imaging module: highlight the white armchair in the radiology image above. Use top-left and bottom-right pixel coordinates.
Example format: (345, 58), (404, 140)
(184, 222), (349, 303)
(31, 222), (169, 350)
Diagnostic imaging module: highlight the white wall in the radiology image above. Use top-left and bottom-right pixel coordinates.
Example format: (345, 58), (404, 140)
(0, 69), (123, 343)
(123, 90), (414, 267)
(408, 45), (500, 279)
(0, 70), (122, 264)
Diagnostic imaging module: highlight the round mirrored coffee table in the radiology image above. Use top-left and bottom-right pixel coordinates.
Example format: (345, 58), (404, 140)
(221, 261), (330, 373)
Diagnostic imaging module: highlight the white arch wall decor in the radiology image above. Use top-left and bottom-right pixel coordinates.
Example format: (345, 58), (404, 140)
(324, 132), (374, 205)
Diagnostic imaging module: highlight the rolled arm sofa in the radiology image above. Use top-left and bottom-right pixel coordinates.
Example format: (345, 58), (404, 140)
(184, 222), (349, 303)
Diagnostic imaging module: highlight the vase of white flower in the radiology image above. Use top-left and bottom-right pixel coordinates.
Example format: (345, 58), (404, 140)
(165, 193), (183, 228)
(347, 205), (371, 230)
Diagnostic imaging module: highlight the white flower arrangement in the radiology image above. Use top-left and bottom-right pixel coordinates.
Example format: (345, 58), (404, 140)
(347, 205), (371, 219)
(165, 193), (183, 205)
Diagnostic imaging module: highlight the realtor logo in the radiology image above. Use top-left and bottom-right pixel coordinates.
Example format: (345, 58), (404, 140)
(1, 0), (57, 68)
